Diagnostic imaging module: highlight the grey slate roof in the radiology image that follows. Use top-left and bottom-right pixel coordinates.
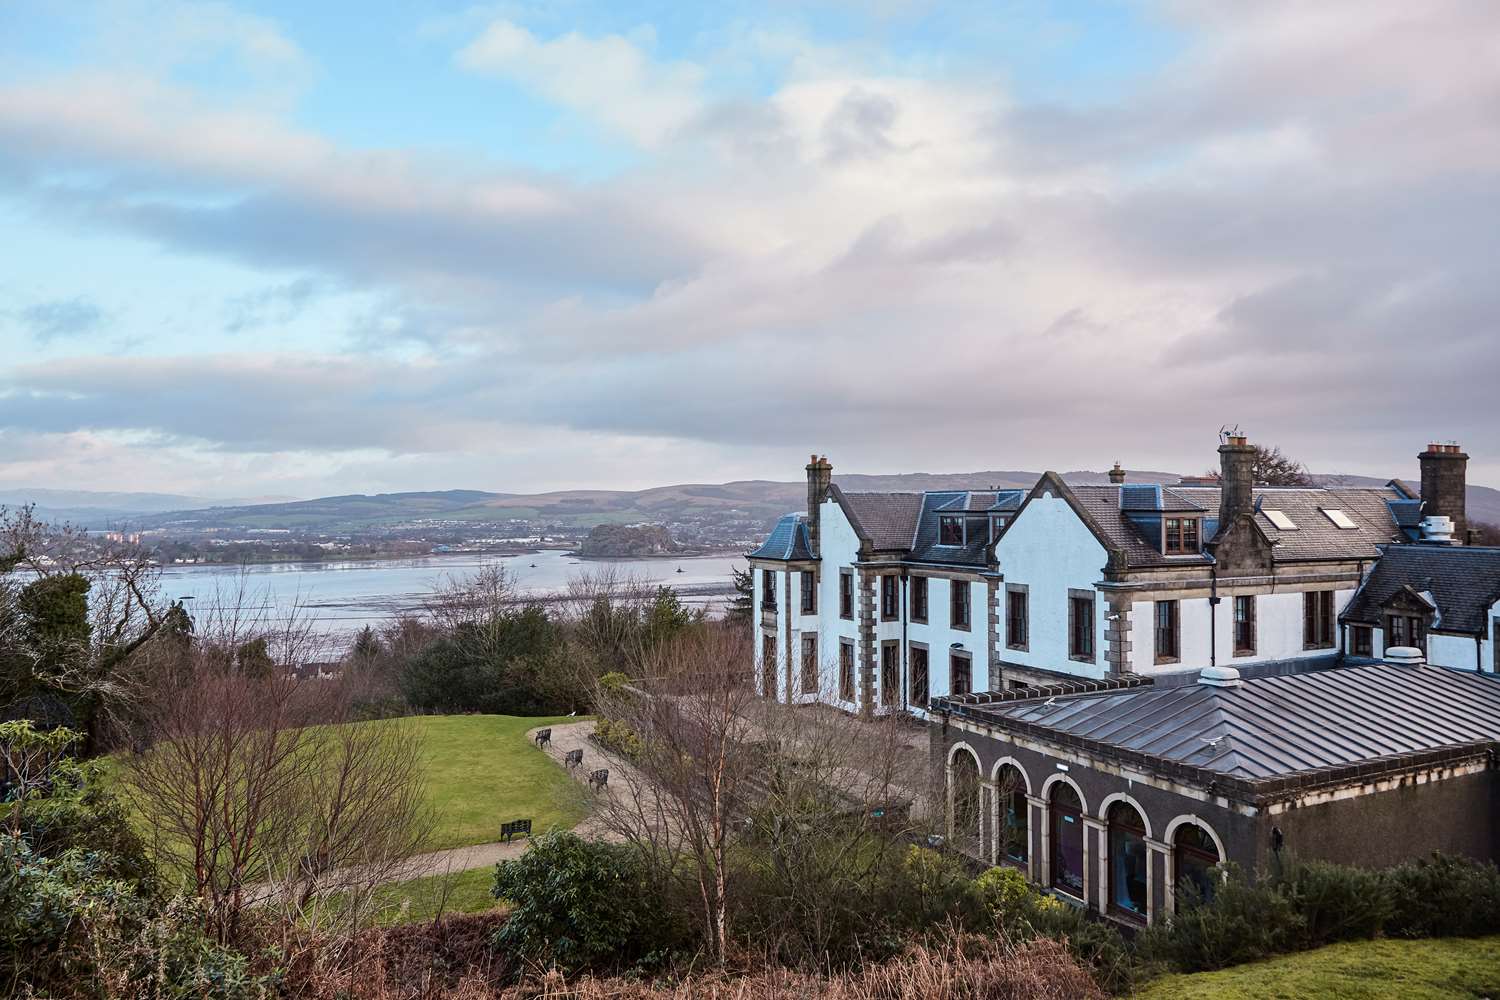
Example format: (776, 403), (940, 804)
(908, 491), (992, 567)
(1342, 545), (1500, 635)
(1066, 483), (1406, 568)
(835, 489), (927, 551)
(748, 513), (813, 561)
(943, 662), (1500, 785)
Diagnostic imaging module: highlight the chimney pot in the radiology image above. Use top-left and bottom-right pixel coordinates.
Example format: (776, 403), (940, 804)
(1108, 462), (1126, 485)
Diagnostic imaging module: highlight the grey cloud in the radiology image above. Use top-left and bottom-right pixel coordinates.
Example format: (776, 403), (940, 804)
(18, 297), (104, 343)
(821, 88), (900, 163)
(223, 277), (322, 333)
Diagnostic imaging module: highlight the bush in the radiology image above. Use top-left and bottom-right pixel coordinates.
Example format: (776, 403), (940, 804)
(14, 759), (154, 887)
(0, 836), (269, 999)
(592, 717), (644, 760)
(491, 831), (687, 974)
(1026, 900), (1137, 995)
(891, 846), (985, 931)
(1139, 863), (1303, 973)
(1386, 853), (1500, 938)
(1278, 858), (1392, 947)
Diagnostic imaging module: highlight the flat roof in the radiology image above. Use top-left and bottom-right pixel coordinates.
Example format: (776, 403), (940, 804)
(935, 662), (1500, 798)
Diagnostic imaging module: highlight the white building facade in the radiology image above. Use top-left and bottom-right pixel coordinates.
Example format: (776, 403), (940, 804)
(749, 438), (1486, 715)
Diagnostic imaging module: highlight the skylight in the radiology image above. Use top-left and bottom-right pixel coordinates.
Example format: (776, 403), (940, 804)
(1263, 509), (1298, 531)
(1321, 508), (1358, 530)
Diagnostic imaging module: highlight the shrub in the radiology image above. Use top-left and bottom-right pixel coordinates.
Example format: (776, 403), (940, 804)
(0, 836), (269, 999)
(1139, 863), (1302, 973)
(491, 832), (687, 974)
(1386, 853), (1500, 938)
(592, 717), (644, 760)
(1277, 858), (1392, 947)
(890, 846), (985, 931)
(15, 759), (154, 887)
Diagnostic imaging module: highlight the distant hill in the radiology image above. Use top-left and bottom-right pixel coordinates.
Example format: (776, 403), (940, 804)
(15, 469), (1499, 536)
(0, 488), (299, 528)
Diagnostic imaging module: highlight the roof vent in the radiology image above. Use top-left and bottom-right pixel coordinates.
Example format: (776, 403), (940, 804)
(1385, 646), (1425, 667)
(1198, 665), (1242, 688)
(1421, 515), (1456, 545)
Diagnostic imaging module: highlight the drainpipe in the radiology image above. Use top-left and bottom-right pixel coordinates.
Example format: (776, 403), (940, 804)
(1208, 567), (1218, 668)
(901, 570), (910, 712)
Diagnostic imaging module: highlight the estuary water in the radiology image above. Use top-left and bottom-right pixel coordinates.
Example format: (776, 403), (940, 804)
(155, 550), (746, 637)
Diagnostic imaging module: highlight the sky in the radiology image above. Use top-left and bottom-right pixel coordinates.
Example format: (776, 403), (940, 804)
(1, 0), (1496, 499)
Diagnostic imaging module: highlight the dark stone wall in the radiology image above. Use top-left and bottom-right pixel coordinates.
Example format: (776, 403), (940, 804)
(936, 717), (1500, 921)
(1253, 768), (1498, 872)
(1419, 446), (1469, 544)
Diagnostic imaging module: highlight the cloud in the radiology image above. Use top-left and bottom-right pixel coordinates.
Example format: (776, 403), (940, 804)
(18, 298), (105, 343)
(456, 20), (707, 146)
(1, 1), (1498, 493)
(223, 277), (321, 333)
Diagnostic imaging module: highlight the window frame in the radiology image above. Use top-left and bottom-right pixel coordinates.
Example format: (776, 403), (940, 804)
(1233, 594), (1257, 656)
(996, 765), (1028, 868)
(1049, 783), (1085, 900)
(950, 579), (972, 630)
(1164, 516), (1202, 555)
(1107, 803), (1149, 922)
(1385, 612), (1427, 655)
(1006, 584), (1029, 651)
(949, 650), (972, 695)
(909, 643), (930, 706)
(880, 641), (899, 707)
(838, 638), (855, 702)
(1155, 599), (1180, 664)
(990, 515), (1007, 543)
(799, 634), (819, 695)
(911, 575), (929, 623)
(938, 515), (965, 546)
(761, 569), (777, 610)
(1351, 624), (1373, 657)
(880, 575), (899, 621)
(800, 570), (816, 615)
(761, 634), (777, 697)
(1303, 590), (1336, 649)
(1068, 591), (1095, 662)
(839, 569), (854, 620)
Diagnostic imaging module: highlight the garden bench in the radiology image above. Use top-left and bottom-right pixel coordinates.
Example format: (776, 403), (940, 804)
(534, 728), (552, 748)
(588, 768), (609, 790)
(500, 818), (532, 843)
(564, 748), (584, 769)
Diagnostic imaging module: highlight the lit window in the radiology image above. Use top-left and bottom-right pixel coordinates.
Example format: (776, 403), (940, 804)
(1321, 508), (1358, 529)
(1263, 509), (1298, 531)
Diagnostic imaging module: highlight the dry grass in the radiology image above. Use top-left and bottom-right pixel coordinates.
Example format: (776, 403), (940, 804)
(281, 923), (1102, 1000)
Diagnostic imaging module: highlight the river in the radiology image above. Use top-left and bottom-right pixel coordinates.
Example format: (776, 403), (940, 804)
(155, 550), (746, 638)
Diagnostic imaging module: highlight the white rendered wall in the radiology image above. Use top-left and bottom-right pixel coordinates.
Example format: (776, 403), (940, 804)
(995, 492), (1108, 680)
(816, 499), (864, 710)
(906, 573), (985, 712)
(1428, 631), (1483, 672)
(1132, 588), (1356, 674)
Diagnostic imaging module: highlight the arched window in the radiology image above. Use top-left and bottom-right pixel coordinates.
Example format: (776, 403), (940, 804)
(950, 749), (981, 853)
(1174, 822), (1221, 906)
(1049, 782), (1085, 898)
(996, 764), (1028, 866)
(1107, 802), (1149, 918)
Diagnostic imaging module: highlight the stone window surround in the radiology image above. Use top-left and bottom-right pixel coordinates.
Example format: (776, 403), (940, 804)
(839, 569), (854, 620)
(800, 569), (816, 615)
(1232, 593), (1257, 657)
(911, 574), (929, 623)
(1006, 583), (1030, 651)
(950, 578), (972, 630)
(1154, 599), (1180, 665)
(838, 637), (856, 702)
(1068, 587), (1096, 663)
(909, 640), (930, 706)
(949, 648), (973, 695)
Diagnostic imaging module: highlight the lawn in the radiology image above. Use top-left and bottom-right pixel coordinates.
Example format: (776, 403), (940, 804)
(367, 866), (503, 926)
(1135, 936), (1500, 1000)
(399, 714), (590, 851)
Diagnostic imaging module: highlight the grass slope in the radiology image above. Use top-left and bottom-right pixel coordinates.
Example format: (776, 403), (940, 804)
(410, 714), (589, 851)
(1135, 936), (1500, 1000)
(368, 867), (501, 926)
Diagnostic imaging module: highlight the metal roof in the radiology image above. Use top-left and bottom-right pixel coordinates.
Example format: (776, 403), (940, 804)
(747, 513), (813, 561)
(943, 662), (1500, 785)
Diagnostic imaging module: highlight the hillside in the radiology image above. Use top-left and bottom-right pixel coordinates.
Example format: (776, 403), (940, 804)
(16, 471), (1500, 536)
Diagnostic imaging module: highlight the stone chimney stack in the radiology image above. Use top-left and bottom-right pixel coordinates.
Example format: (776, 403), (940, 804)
(1108, 462), (1126, 485)
(1218, 433), (1256, 529)
(805, 455), (832, 557)
(1419, 443), (1468, 545)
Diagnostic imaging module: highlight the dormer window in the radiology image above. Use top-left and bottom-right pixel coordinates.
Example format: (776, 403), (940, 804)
(990, 515), (1007, 542)
(939, 515), (964, 546)
(1164, 517), (1201, 555)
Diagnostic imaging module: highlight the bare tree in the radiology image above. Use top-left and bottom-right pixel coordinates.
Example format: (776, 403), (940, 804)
(1202, 444), (1312, 487)
(561, 564), (657, 674)
(122, 600), (430, 944)
(595, 629), (932, 964)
